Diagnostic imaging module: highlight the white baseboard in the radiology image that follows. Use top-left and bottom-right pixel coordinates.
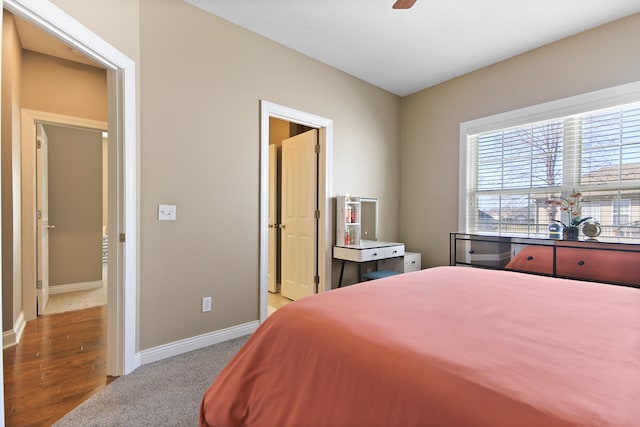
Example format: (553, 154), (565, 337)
(137, 320), (259, 366)
(49, 280), (103, 294)
(3, 311), (26, 349)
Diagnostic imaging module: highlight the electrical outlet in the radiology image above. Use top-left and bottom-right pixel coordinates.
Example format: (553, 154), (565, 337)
(201, 296), (212, 312)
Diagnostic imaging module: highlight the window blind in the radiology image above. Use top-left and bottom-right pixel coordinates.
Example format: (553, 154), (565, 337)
(466, 102), (640, 239)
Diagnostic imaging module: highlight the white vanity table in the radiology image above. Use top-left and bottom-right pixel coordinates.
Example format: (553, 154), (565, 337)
(334, 195), (419, 287)
(333, 240), (405, 287)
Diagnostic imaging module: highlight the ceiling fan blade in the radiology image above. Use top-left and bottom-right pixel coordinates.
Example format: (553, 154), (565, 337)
(393, 0), (417, 9)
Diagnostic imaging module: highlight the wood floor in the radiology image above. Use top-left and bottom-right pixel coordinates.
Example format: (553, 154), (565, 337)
(3, 305), (115, 426)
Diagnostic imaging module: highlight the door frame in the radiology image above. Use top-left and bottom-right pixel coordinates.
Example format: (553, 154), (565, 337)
(35, 123), (50, 315)
(4, 0), (138, 376)
(267, 144), (277, 293)
(22, 112), (107, 317)
(259, 100), (333, 321)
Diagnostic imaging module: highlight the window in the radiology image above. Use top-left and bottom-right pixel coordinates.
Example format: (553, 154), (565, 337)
(581, 203), (602, 224)
(460, 82), (640, 240)
(611, 198), (636, 238)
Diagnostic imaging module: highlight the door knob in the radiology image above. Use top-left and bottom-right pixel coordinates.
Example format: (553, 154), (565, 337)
(279, 224), (286, 229)
(47, 225), (56, 229)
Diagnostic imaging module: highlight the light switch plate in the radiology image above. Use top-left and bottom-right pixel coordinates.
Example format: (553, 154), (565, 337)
(158, 204), (176, 221)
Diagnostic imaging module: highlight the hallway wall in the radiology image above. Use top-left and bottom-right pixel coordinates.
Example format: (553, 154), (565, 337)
(1, 12), (23, 331)
(44, 124), (103, 287)
(1, 24), (107, 332)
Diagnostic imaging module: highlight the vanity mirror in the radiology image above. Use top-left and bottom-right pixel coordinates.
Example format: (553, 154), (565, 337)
(360, 197), (378, 241)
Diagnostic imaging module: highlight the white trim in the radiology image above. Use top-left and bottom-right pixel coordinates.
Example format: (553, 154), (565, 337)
(138, 321), (259, 366)
(259, 101), (333, 322)
(5, 0), (138, 376)
(49, 280), (103, 294)
(459, 80), (640, 231)
(2, 311), (26, 349)
(5, 1), (119, 70)
(458, 130), (468, 232)
(0, 6), (5, 417)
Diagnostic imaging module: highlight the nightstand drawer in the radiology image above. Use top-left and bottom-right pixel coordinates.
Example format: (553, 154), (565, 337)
(404, 252), (421, 272)
(377, 251), (420, 273)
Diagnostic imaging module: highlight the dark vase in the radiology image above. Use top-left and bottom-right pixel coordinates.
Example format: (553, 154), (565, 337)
(565, 226), (579, 240)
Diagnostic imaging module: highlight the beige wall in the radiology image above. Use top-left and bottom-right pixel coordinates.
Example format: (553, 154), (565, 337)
(400, 13), (640, 267)
(1, 12), (22, 331)
(43, 0), (401, 350)
(44, 124), (103, 287)
(138, 0), (401, 349)
(21, 51), (107, 122)
(49, 0), (140, 64)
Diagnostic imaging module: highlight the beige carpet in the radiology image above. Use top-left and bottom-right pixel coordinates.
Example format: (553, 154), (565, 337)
(44, 264), (108, 315)
(44, 284), (107, 315)
(53, 335), (250, 426)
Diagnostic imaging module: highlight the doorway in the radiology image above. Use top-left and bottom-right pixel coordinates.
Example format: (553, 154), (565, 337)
(37, 122), (108, 316)
(4, 0), (138, 377)
(22, 111), (108, 318)
(259, 101), (333, 322)
(268, 120), (317, 312)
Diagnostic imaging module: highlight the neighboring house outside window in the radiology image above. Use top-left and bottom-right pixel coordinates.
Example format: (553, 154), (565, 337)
(613, 199), (631, 225)
(459, 82), (640, 241)
(612, 199), (635, 238)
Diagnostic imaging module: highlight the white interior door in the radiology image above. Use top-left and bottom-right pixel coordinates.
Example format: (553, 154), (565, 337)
(281, 129), (317, 300)
(268, 144), (277, 293)
(36, 123), (50, 315)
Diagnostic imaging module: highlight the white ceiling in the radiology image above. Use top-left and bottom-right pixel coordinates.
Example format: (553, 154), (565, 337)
(185, 0), (640, 96)
(13, 15), (102, 68)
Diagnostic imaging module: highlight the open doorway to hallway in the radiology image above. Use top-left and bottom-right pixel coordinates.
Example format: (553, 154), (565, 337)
(4, 11), (109, 322)
(39, 123), (108, 316)
(2, 0), (137, 422)
(3, 0), (139, 387)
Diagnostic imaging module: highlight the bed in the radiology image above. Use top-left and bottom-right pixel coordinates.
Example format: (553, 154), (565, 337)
(199, 266), (640, 427)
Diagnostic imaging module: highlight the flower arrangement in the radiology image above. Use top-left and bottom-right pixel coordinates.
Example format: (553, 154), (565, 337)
(545, 190), (591, 228)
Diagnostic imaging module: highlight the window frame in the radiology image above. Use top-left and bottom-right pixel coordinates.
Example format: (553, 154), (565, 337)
(459, 80), (640, 233)
(612, 199), (631, 225)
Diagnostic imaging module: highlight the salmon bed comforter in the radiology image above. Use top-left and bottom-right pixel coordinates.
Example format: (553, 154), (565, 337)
(200, 266), (640, 427)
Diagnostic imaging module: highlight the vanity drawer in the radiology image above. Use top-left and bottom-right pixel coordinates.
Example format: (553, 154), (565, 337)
(333, 244), (405, 262)
(359, 248), (388, 262)
(384, 245), (404, 258)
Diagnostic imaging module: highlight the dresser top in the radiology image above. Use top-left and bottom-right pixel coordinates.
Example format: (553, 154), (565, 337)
(451, 232), (640, 249)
